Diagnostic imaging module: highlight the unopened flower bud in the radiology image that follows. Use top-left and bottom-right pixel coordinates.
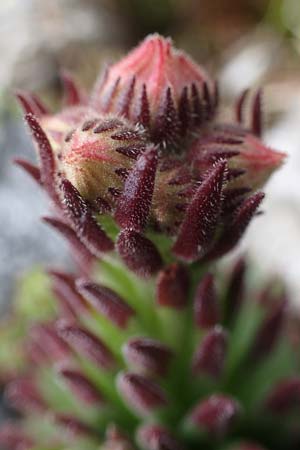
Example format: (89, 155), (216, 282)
(189, 124), (285, 191)
(60, 116), (147, 205)
(91, 34), (217, 146)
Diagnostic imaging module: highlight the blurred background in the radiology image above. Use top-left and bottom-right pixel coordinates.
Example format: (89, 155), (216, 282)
(1, 0), (300, 313)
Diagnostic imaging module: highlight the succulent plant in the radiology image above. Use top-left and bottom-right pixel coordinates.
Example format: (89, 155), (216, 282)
(1, 34), (297, 450)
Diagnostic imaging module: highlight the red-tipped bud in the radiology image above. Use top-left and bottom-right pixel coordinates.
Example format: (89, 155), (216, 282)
(59, 368), (104, 405)
(76, 279), (134, 329)
(172, 161), (227, 262)
(117, 372), (168, 417)
(194, 274), (220, 328)
(91, 34), (216, 144)
(156, 263), (189, 309)
(115, 146), (158, 231)
(188, 394), (240, 436)
(192, 326), (228, 379)
(24, 113), (59, 204)
(208, 192), (265, 259)
(56, 322), (115, 370)
(117, 229), (162, 277)
(5, 378), (45, 413)
(123, 337), (173, 376)
(189, 124), (285, 191)
(60, 178), (114, 255)
(137, 424), (185, 450)
(61, 116), (147, 204)
(265, 377), (300, 414)
(232, 133), (285, 190)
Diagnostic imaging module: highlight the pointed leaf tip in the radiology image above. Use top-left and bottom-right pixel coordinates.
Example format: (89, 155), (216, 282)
(194, 273), (220, 328)
(265, 377), (300, 414)
(188, 394), (240, 436)
(60, 70), (83, 106)
(192, 326), (228, 379)
(57, 321), (115, 370)
(250, 297), (286, 361)
(207, 192), (265, 260)
(59, 369), (104, 405)
(115, 145), (158, 231)
(117, 372), (168, 417)
(76, 279), (135, 329)
(123, 337), (173, 376)
(251, 89), (263, 137)
(117, 229), (163, 277)
(60, 178), (114, 255)
(24, 113), (59, 203)
(137, 424), (185, 450)
(156, 263), (189, 309)
(172, 160), (228, 262)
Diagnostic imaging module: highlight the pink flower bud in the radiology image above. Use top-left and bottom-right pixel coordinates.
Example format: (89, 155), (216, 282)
(91, 34), (217, 145)
(60, 116), (147, 205)
(189, 124), (285, 191)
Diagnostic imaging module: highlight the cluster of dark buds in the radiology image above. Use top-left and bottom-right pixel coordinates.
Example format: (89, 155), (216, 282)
(0, 34), (297, 450)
